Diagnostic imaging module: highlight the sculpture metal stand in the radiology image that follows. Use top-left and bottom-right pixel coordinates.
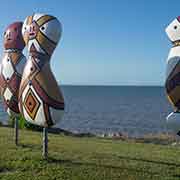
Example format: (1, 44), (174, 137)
(43, 127), (48, 159)
(14, 117), (19, 146)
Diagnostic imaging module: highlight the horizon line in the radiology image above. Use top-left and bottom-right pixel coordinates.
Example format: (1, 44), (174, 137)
(59, 84), (164, 87)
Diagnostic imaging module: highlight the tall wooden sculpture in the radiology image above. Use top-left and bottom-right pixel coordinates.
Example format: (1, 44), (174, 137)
(19, 14), (65, 157)
(0, 22), (26, 145)
(165, 16), (180, 135)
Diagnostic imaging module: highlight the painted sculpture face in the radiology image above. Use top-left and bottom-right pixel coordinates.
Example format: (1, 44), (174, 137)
(18, 14), (64, 127)
(4, 22), (25, 50)
(0, 22), (26, 117)
(166, 17), (180, 45)
(22, 14), (62, 56)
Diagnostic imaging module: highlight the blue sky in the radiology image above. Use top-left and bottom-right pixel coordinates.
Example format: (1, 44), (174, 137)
(0, 0), (178, 86)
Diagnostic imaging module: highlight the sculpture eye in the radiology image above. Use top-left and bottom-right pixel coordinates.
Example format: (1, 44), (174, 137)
(174, 25), (177, 30)
(41, 26), (45, 31)
(4, 32), (6, 36)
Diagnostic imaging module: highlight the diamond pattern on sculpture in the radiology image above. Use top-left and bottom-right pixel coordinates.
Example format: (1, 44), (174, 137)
(2, 57), (14, 80)
(24, 88), (40, 120)
(3, 87), (13, 101)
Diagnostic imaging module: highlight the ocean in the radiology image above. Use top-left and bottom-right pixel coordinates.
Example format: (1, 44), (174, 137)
(0, 86), (172, 137)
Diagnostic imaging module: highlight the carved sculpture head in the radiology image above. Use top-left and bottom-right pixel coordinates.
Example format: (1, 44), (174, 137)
(4, 22), (25, 50)
(166, 17), (180, 46)
(22, 13), (62, 56)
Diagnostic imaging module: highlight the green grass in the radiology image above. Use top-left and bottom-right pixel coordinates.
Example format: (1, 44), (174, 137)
(0, 127), (180, 180)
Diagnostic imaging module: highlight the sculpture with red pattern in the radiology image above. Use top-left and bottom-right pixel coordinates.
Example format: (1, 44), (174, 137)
(0, 22), (26, 117)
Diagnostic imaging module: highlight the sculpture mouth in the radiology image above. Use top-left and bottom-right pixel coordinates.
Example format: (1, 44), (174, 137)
(173, 40), (180, 47)
(29, 32), (36, 39)
(29, 32), (35, 36)
(6, 38), (12, 41)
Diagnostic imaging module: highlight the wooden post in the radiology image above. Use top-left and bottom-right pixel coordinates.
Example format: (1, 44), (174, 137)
(14, 117), (18, 146)
(43, 127), (48, 159)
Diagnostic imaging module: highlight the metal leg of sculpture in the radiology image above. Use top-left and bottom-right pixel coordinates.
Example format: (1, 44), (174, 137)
(43, 127), (48, 159)
(14, 117), (18, 146)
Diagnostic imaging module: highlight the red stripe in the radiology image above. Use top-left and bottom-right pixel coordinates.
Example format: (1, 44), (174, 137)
(8, 73), (21, 97)
(9, 98), (19, 113)
(43, 103), (54, 126)
(0, 74), (6, 89)
(2, 97), (19, 114)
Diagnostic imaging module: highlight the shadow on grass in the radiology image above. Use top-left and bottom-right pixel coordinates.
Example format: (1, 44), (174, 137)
(18, 143), (40, 150)
(173, 174), (180, 178)
(46, 157), (162, 177)
(0, 167), (14, 174)
(116, 155), (180, 167)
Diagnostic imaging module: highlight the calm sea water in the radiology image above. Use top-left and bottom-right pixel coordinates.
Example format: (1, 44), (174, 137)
(0, 86), (172, 137)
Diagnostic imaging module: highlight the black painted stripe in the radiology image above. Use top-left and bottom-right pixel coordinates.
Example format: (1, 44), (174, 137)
(166, 72), (180, 93)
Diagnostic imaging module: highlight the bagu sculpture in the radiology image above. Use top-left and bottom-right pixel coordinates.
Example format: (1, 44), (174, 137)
(165, 16), (180, 135)
(19, 13), (65, 158)
(0, 22), (26, 145)
(0, 22), (26, 116)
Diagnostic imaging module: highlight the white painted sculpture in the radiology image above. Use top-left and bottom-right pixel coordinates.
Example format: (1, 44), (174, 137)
(165, 16), (180, 135)
(18, 14), (65, 127)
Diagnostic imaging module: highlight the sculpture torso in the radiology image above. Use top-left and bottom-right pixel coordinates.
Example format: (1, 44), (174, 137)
(166, 36), (180, 110)
(0, 50), (26, 116)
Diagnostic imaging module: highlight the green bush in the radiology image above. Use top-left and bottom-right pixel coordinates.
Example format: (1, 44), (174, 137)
(7, 115), (42, 131)
(8, 115), (26, 129)
(19, 115), (26, 129)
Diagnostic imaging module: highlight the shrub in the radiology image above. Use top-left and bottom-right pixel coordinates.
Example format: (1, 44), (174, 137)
(8, 114), (43, 131)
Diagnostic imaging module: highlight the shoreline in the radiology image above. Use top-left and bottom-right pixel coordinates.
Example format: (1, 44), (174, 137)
(0, 124), (177, 146)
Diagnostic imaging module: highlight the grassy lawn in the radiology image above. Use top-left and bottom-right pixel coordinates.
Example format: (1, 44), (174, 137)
(0, 127), (180, 180)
